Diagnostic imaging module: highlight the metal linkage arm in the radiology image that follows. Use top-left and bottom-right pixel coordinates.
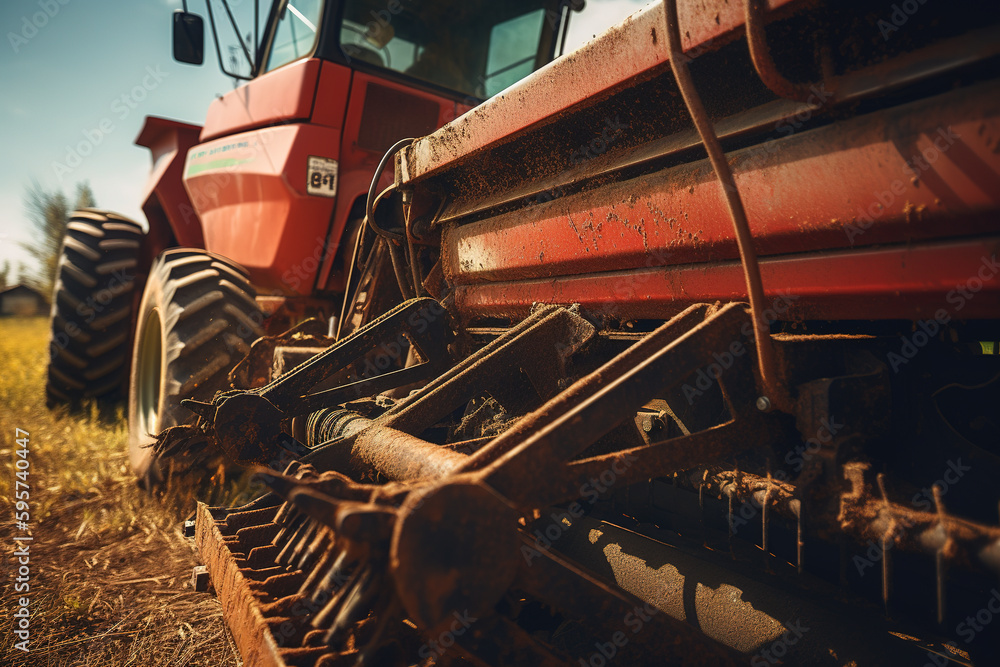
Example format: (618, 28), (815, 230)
(185, 298), (451, 463)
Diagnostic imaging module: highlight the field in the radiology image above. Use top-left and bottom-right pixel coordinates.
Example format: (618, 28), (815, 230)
(0, 317), (242, 666)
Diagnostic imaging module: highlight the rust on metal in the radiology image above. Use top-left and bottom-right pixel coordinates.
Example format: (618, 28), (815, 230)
(185, 0), (1000, 662)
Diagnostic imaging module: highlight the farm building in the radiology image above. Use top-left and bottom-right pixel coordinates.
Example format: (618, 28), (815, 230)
(0, 284), (48, 316)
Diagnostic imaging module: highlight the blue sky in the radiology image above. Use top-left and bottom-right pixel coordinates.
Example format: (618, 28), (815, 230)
(0, 0), (649, 280)
(0, 0), (244, 276)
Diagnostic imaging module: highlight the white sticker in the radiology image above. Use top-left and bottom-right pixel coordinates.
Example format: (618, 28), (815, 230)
(307, 156), (338, 197)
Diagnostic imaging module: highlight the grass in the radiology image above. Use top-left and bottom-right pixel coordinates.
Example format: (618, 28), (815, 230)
(0, 317), (244, 666)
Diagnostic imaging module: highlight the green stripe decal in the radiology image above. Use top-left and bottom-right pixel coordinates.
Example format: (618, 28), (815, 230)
(186, 157), (254, 177)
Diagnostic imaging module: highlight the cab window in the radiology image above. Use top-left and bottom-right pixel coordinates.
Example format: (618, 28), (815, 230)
(265, 0), (325, 72)
(484, 9), (545, 98)
(338, 0), (552, 98)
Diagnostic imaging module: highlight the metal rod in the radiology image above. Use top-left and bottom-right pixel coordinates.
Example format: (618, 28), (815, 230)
(792, 499), (803, 574)
(932, 484), (948, 625)
(219, 0), (254, 71)
(663, 0), (787, 411)
(744, 0), (831, 103)
(877, 474), (893, 616)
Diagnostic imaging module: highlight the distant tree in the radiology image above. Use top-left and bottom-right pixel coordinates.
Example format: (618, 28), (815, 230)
(21, 181), (96, 300)
(76, 182), (96, 209)
(0, 260), (9, 289)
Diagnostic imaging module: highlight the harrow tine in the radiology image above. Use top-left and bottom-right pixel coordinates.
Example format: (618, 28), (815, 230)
(273, 499), (298, 527)
(311, 550), (355, 605)
(276, 517), (315, 566)
(324, 565), (382, 646)
(271, 509), (306, 552)
(932, 484), (950, 625)
(297, 526), (332, 572)
(288, 520), (320, 566)
(298, 545), (340, 597)
(313, 562), (368, 631)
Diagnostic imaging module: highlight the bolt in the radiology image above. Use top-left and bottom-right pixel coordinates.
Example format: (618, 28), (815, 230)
(756, 396), (772, 412)
(641, 415), (654, 432)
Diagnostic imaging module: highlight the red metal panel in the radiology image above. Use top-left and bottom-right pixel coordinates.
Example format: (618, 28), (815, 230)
(200, 58), (321, 142)
(135, 115), (204, 247)
(399, 0), (799, 183)
(183, 124), (340, 295)
(309, 61), (353, 129)
(443, 83), (1000, 286)
(453, 237), (1000, 323)
(315, 71), (473, 292)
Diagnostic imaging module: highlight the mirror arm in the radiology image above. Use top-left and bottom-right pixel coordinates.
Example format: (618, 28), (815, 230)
(204, 0), (254, 81)
(219, 0), (257, 76)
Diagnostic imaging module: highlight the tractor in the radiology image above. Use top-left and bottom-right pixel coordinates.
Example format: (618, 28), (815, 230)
(47, 0), (1000, 664)
(45, 0), (582, 483)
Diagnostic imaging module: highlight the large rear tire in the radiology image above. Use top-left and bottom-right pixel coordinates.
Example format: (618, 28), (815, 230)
(45, 209), (143, 407)
(127, 248), (264, 484)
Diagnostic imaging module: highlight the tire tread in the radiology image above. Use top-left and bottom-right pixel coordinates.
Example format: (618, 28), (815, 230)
(46, 211), (143, 406)
(127, 248), (264, 481)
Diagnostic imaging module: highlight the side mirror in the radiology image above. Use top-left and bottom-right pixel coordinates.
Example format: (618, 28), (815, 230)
(173, 11), (204, 65)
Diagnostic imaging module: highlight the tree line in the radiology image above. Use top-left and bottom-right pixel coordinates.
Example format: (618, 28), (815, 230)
(1, 182), (96, 299)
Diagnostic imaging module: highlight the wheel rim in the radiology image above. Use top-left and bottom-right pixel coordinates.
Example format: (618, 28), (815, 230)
(137, 308), (163, 439)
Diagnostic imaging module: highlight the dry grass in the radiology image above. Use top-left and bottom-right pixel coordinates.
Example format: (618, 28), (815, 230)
(0, 317), (248, 666)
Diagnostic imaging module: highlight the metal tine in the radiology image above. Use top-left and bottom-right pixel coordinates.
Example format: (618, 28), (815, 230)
(876, 473), (895, 616)
(268, 460), (319, 526)
(761, 462), (774, 572)
(932, 484), (950, 625)
(698, 469), (708, 548)
(271, 508), (306, 550)
(791, 498), (803, 574)
(271, 460), (307, 525)
(324, 566), (381, 646)
(287, 519), (321, 567)
(726, 485), (735, 558)
(298, 546), (342, 598)
(297, 525), (332, 572)
(263, 469), (353, 535)
(276, 516), (315, 566)
(313, 563), (368, 631)
(311, 549), (355, 604)
(728, 467), (743, 559)
(273, 499), (298, 527)
(761, 485), (774, 573)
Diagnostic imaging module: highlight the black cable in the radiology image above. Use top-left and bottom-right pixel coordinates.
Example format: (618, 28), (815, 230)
(365, 138), (413, 242)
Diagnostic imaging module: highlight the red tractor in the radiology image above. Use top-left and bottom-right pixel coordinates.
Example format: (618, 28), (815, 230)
(47, 0), (1000, 663)
(45, 0), (581, 482)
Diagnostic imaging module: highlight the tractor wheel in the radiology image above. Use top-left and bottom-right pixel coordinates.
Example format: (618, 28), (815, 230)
(127, 248), (264, 484)
(45, 209), (144, 407)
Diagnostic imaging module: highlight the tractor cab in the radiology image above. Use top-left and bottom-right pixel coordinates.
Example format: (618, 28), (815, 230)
(175, 0), (579, 99)
(161, 0), (580, 299)
(337, 0), (570, 100)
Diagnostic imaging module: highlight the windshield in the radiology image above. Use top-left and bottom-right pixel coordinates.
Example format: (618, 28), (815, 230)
(339, 0), (551, 98)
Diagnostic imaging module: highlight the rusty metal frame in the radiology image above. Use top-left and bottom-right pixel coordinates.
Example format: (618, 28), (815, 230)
(194, 298), (1000, 665)
(183, 298), (450, 463)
